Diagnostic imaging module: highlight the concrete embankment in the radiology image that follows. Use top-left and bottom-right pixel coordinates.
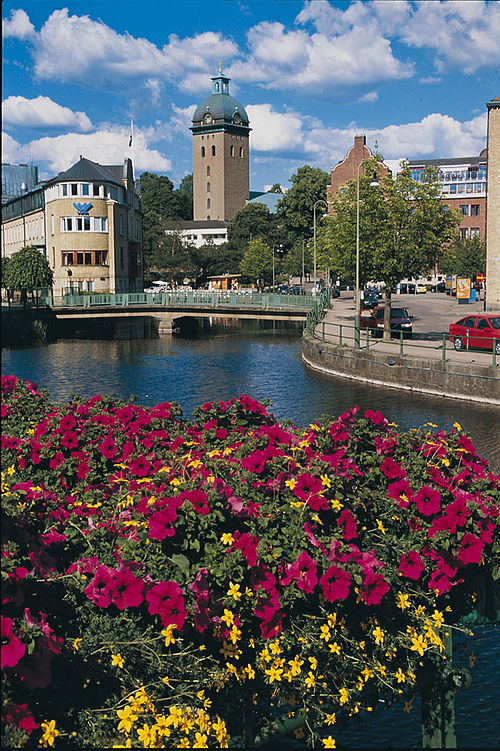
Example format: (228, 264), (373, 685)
(302, 313), (500, 405)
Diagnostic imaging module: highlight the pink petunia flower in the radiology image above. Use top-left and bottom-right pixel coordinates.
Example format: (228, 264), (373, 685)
(458, 534), (484, 565)
(111, 569), (144, 610)
(338, 509), (358, 541)
(83, 565), (115, 607)
(399, 551), (425, 580)
(360, 572), (389, 605)
(146, 580), (187, 628)
(129, 456), (152, 478)
(184, 489), (210, 515)
(380, 457), (406, 479)
(280, 552), (317, 594)
(100, 436), (117, 459)
(148, 508), (177, 540)
(241, 450), (267, 474)
(61, 431), (79, 450)
(414, 486), (441, 516)
(1, 617), (25, 669)
(319, 565), (351, 602)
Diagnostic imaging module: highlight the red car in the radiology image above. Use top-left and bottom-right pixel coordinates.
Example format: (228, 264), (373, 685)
(448, 313), (500, 354)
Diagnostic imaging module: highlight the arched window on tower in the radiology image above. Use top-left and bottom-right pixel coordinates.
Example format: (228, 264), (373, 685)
(230, 145), (235, 157)
(207, 198), (211, 209)
(207, 166), (210, 176)
(240, 147), (244, 158)
(215, 82), (219, 92)
(207, 182), (210, 192)
(201, 146), (205, 157)
(212, 145), (216, 156)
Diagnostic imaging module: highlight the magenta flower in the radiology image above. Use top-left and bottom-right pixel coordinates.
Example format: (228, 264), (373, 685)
(111, 569), (144, 610)
(319, 565), (351, 602)
(83, 565), (115, 607)
(49, 452), (65, 470)
(129, 456), (152, 478)
(59, 414), (77, 431)
(399, 551), (425, 580)
(458, 534), (484, 565)
(61, 431), (79, 450)
(3, 703), (39, 734)
(1, 617), (25, 669)
(241, 450), (267, 474)
(380, 457), (406, 479)
(77, 459), (90, 480)
(233, 532), (260, 567)
(387, 478), (413, 507)
(414, 486), (441, 516)
(146, 580), (187, 628)
(184, 489), (210, 515)
(148, 509), (177, 540)
(365, 409), (388, 427)
(280, 552), (318, 594)
(360, 572), (389, 605)
(338, 509), (358, 540)
(100, 436), (117, 459)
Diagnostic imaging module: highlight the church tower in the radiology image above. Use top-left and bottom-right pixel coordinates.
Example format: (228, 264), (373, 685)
(191, 68), (250, 221)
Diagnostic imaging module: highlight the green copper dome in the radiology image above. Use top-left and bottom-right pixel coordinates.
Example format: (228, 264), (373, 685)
(192, 72), (249, 126)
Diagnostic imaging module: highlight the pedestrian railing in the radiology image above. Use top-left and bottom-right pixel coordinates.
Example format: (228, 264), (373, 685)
(305, 315), (498, 367)
(48, 290), (316, 311)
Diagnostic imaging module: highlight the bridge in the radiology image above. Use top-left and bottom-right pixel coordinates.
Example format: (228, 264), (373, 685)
(39, 290), (317, 332)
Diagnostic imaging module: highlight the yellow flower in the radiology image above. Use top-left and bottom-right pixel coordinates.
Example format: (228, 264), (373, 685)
(329, 642), (341, 655)
(7, 465), (15, 476)
(372, 626), (384, 645)
(111, 653), (125, 668)
(376, 519), (386, 534)
(323, 736), (336, 748)
(432, 609), (444, 629)
(137, 723), (156, 747)
(285, 478), (297, 490)
(227, 582), (242, 601)
(453, 422), (462, 431)
(265, 664), (283, 683)
(40, 720), (60, 747)
(397, 593), (410, 611)
(410, 634), (427, 657)
(269, 639), (282, 655)
(221, 533), (234, 546)
(244, 663), (256, 679)
(320, 625), (331, 641)
(229, 624), (242, 644)
(221, 608), (234, 627)
(377, 662), (387, 677)
(305, 671), (316, 688)
(361, 667), (374, 682)
(193, 731), (208, 748)
(324, 712), (336, 726)
(321, 474), (332, 488)
(161, 624), (177, 647)
(73, 637), (83, 650)
(288, 655), (304, 676)
(330, 498), (343, 511)
(339, 688), (349, 705)
(396, 667), (406, 683)
(308, 656), (318, 671)
(404, 698), (414, 714)
(153, 714), (171, 737)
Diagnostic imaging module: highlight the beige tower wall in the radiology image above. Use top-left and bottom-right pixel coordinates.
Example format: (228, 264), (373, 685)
(486, 99), (500, 310)
(193, 130), (249, 222)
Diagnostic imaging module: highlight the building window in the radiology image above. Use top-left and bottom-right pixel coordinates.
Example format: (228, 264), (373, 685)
(201, 146), (205, 157)
(93, 184), (100, 197)
(459, 228), (469, 239)
(470, 228), (480, 238)
(471, 204), (480, 216)
(231, 145), (235, 157)
(458, 184), (465, 193)
(71, 184), (78, 196)
(239, 147), (243, 157)
(207, 198), (211, 209)
(460, 205), (469, 216)
(85, 281), (94, 292)
(207, 182), (210, 192)
(207, 166), (210, 176)
(119, 215), (124, 235)
(81, 184), (89, 196)
(449, 184), (457, 193)
(61, 184), (68, 197)
(77, 252), (84, 264)
(51, 215), (54, 235)
(212, 145), (216, 156)
(60, 216), (107, 232)
(207, 215), (210, 220)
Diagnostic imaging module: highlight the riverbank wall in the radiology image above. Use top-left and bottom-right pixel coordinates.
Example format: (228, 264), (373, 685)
(1, 307), (56, 347)
(302, 331), (500, 405)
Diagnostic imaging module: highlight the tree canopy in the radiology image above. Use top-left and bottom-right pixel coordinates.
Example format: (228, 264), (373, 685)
(277, 165), (330, 249)
(139, 172), (192, 222)
(227, 203), (279, 254)
(3, 246), (53, 292)
(239, 238), (273, 289)
(439, 236), (485, 279)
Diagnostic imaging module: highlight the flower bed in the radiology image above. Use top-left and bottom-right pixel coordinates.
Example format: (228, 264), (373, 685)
(1, 376), (498, 748)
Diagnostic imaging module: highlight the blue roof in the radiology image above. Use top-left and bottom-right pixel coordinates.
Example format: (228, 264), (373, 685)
(192, 73), (249, 126)
(246, 192), (282, 214)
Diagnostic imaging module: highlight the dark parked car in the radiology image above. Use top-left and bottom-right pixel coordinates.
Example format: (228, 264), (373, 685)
(449, 314), (500, 354)
(362, 288), (381, 308)
(360, 306), (413, 337)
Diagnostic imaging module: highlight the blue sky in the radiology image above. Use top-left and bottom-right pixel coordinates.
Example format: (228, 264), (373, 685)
(2, 0), (499, 191)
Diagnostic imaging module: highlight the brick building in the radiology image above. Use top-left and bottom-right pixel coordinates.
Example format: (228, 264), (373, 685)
(327, 135), (391, 206)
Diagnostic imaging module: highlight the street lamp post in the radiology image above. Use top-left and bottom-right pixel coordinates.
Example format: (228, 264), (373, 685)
(272, 244), (283, 292)
(313, 199), (328, 295)
(355, 163), (379, 348)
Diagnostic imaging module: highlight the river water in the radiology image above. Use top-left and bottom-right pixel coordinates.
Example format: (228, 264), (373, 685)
(2, 319), (499, 747)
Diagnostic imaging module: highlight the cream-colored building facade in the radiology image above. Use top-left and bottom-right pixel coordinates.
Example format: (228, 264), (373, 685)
(1, 157), (142, 298)
(191, 71), (250, 222)
(486, 96), (500, 310)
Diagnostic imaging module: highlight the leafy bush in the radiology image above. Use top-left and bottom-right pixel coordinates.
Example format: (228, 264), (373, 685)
(1, 376), (498, 748)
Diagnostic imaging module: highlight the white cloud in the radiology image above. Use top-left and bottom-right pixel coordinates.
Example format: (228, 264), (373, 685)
(246, 104), (305, 152)
(357, 91), (379, 103)
(27, 9), (238, 93)
(419, 76), (442, 85)
(1, 131), (23, 163)
(2, 8), (35, 40)
(402, 0), (500, 73)
(2, 96), (93, 132)
(7, 126), (172, 177)
(229, 17), (413, 92)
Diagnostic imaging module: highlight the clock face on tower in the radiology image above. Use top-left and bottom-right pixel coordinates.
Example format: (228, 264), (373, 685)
(203, 113), (212, 124)
(232, 112), (241, 124)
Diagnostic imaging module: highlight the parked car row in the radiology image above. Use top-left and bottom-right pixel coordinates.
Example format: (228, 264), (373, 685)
(360, 306), (413, 337)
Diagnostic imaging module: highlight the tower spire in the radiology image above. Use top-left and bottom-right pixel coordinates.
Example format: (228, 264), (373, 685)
(218, 61), (222, 74)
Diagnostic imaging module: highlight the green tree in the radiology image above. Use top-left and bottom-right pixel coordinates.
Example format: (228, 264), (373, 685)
(320, 160), (460, 337)
(440, 236), (485, 279)
(139, 172), (181, 220)
(5, 245), (53, 304)
(268, 183), (283, 194)
(282, 239), (312, 283)
(148, 231), (196, 286)
(277, 165), (329, 249)
(175, 174), (193, 220)
(227, 203), (279, 256)
(240, 238), (273, 290)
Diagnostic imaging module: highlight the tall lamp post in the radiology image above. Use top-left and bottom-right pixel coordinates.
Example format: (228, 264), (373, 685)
(272, 244), (283, 292)
(313, 199), (328, 295)
(355, 162), (379, 348)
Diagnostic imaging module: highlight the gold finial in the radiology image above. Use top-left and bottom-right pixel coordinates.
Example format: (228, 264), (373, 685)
(218, 61), (222, 74)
